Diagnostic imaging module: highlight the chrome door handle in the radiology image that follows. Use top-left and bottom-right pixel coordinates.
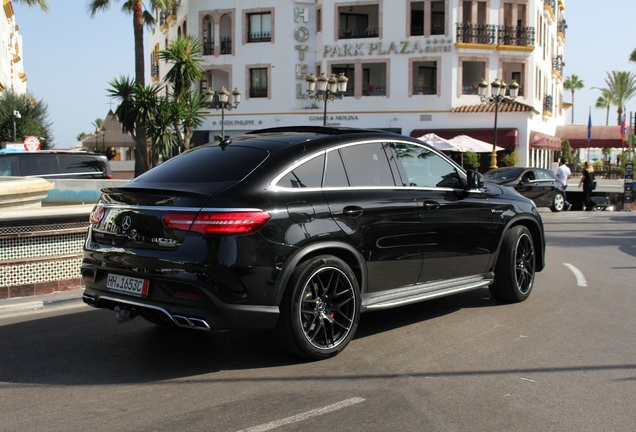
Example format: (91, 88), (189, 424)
(343, 206), (364, 217)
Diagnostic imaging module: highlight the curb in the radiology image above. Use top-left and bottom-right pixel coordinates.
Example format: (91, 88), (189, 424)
(0, 290), (84, 316)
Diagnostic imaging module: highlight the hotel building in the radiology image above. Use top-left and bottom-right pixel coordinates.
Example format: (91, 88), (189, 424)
(149, 0), (568, 168)
(1, 0), (27, 95)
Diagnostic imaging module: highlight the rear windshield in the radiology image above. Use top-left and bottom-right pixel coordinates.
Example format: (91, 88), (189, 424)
(484, 168), (523, 181)
(131, 145), (269, 184)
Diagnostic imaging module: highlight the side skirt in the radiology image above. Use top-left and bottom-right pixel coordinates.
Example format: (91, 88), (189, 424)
(361, 273), (494, 312)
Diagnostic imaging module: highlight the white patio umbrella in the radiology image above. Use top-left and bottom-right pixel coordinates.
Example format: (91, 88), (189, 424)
(448, 135), (504, 153)
(415, 133), (458, 152)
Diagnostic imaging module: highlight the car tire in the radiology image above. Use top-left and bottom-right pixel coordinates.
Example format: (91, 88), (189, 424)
(490, 226), (536, 303)
(551, 192), (565, 212)
(274, 255), (361, 360)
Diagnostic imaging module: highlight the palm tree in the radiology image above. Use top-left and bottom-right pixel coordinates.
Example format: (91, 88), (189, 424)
(92, 118), (104, 131)
(603, 71), (636, 125)
(563, 74), (584, 123)
(88, 0), (179, 176)
(159, 35), (205, 152)
(594, 88), (612, 126)
(630, 48), (636, 63)
(160, 36), (205, 103)
(14, 0), (49, 12)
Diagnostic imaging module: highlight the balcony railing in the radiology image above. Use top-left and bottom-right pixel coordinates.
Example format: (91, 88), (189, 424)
(250, 86), (268, 98)
(363, 84), (386, 96)
(498, 26), (536, 46)
(203, 39), (214, 55)
(543, 95), (554, 114)
(557, 20), (567, 37)
(456, 23), (535, 47)
(248, 32), (271, 43)
(413, 84), (437, 95)
(150, 62), (159, 79)
(456, 23), (497, 45)
(220, 37), (232, 55)
(339, 28), (379, 39)
(552, 56), (565, 76)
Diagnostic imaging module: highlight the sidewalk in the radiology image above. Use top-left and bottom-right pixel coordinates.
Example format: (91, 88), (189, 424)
(0, 288), (84, 316)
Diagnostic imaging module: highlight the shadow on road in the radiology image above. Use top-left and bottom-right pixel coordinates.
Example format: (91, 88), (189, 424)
(0, 289), (500, 386)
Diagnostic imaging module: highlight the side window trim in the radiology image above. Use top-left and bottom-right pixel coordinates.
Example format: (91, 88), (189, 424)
(271, 151), (327, 190)
(391, 141), (464, 190)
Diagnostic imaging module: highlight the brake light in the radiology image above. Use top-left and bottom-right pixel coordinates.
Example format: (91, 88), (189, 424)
(163, 211), (271, 235)
(89, 205), (105, 224)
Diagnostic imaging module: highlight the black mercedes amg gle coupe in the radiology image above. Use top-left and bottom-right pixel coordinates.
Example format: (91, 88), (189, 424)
(82, 127), (545, 360)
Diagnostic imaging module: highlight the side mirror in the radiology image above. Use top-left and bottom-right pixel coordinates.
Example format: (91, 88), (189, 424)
(466, 170), (484, 189)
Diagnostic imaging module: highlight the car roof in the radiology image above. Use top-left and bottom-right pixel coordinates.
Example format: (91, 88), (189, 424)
(0, 150), (106, 156)
(223, 126), (415, 153)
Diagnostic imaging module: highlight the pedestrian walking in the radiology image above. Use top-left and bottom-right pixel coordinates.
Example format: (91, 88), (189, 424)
(579, 161), (596, 211)
(556, 158), (572, 210)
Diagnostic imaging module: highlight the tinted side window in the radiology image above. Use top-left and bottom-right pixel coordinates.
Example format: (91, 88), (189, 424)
(0, 157), (12, 176)
(58, 155), (104, 174)
(339, 143), (396, 187)
(392, 143), (461, 188)
(19, 154), (59, 176)
(278, 154), (324, 188)
(324, 150), (349, 187)
(536, 169), (555, 180)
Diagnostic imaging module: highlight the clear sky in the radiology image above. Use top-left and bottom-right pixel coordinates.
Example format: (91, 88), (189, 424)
(12, 1), (636, 148)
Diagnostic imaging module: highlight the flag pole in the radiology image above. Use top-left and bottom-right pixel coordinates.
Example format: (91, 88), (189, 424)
(587, 106), (592, 161)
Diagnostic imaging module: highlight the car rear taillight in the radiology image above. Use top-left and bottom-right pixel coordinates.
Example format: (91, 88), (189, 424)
(89, 204), (105, 224)
(163, 211), (271, 235)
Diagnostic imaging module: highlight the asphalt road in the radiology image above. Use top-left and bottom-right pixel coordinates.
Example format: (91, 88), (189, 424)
(1, 210), (635, 432)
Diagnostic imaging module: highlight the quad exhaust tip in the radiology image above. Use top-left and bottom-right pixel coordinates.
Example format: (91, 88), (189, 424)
(172, 315), (211, 330)
(81, 294), (210, 331)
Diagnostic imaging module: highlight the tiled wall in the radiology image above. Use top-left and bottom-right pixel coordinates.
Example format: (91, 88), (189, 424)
(0, 221), (88, 299)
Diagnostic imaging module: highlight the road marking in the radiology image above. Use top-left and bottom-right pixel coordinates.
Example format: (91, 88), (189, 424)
(236, 397), (365, 432)
(563, 263), (587, 287)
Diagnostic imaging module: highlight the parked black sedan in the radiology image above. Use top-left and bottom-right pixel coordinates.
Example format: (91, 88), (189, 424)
(484, 167), (566, 212)
(82, 127), (545, 360)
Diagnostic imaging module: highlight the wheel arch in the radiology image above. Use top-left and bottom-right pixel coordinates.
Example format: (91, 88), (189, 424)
(495, 217), (545, 272)
(274, 241), (367, 306)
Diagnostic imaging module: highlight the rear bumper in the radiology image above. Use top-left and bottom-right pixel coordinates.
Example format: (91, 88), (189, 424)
(82, 287), (280, 331)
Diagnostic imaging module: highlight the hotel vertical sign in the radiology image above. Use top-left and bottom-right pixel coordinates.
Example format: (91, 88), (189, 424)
(294, 3), (311, 99)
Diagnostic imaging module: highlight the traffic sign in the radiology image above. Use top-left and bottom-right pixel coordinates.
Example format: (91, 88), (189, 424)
(23, 136), (41, 152)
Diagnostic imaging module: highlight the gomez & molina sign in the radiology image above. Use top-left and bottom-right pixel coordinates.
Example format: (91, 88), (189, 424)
(309, 115), (360, 122)
(323, 38), (454, 57)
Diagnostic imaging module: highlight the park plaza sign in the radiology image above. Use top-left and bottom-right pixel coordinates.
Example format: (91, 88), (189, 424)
(292, 5), (453, 100)
(322, 38), (454, 57)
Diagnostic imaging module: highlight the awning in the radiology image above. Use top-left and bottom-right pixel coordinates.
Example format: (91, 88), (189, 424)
(555, 125), (629, 149)
(529, 131), (561, 150)
(410, 128), (518, 148)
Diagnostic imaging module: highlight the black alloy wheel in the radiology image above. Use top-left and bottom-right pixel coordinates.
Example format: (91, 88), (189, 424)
(490, 226), (536, 303)
(275, 255), (361, 360)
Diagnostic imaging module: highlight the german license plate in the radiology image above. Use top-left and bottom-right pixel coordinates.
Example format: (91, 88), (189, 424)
(106, 273), (149, 297)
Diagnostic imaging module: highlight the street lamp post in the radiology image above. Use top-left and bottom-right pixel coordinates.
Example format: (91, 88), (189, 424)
(205, 85), (241, 141)
(12, 110), (21, 142)
(478, 78), (519, 169)
(305, 72), (349, 126)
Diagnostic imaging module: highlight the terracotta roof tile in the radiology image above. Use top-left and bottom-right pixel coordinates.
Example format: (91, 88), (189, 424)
(451, 101), (538, 114)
